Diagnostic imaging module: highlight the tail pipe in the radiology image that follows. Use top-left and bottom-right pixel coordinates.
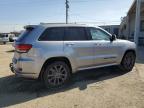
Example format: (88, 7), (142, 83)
(9, 63), (14, 73)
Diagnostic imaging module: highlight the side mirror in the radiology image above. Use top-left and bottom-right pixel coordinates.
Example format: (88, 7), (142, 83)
(110, 34), (116, 41)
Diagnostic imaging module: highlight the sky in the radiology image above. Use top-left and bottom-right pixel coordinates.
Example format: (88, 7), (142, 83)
(0, 0), (134, 33)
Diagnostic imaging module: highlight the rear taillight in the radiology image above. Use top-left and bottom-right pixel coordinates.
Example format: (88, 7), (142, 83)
(15, 44), (32, 53)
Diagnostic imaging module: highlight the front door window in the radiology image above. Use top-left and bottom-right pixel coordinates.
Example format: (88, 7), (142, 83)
(89, 28), (110, 41)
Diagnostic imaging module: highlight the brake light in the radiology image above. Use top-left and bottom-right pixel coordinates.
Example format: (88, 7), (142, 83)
(15, 44), (32, 53)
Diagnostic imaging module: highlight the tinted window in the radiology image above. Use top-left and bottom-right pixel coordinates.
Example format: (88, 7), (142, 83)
(0, 35), (4, 38)
(0, 34), (8, 38)
(64, 27), (87, 41)
(17, 29), (33, 42)
(89, 28), (110, 41)
(39, 27), (64, 41)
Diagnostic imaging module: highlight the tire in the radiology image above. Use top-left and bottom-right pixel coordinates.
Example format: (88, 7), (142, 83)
(9, 39), (14, 42)
(43, 61), (71, 88)
(3, 42), (6, 44)
(119, 51), (136, 72)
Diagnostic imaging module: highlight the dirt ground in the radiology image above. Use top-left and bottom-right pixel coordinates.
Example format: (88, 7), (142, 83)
(0, 44), (144, 108)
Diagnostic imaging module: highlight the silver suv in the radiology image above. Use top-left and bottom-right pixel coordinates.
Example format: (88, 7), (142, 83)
(10, 23), (136, 88)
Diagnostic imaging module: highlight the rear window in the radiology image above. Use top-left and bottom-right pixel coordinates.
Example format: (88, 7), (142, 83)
(16, 29), (33, 42)
(0, 35), (4, 38)
(0, 35), (7, 38)
(38, 27), (64, 41)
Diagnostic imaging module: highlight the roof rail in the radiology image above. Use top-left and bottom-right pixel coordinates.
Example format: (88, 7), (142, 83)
(40, 22), (86, 25)
(40, 23), (67, 25)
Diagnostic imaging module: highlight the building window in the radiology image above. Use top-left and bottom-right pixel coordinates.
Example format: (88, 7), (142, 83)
(140, 20), (144, 31)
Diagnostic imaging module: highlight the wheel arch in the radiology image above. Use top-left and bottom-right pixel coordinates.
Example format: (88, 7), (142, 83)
(124, 49), (136, 56)
(38, 56), (72, 80)
(121, 49), (136, 63)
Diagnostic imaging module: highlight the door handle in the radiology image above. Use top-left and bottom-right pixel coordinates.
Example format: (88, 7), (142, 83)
(94, 43), (102, 46)
(66, 43), (75, 46)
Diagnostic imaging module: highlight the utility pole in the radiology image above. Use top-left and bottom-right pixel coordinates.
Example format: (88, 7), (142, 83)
(65, 0), (69, 24)
(134, 0), (141, 46)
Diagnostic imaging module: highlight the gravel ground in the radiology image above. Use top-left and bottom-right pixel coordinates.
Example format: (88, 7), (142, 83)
(0, 44), (144, 108)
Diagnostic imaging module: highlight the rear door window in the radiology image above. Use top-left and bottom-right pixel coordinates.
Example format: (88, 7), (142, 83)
(64, 27), (87, 41)
(39, 27), (64, 41)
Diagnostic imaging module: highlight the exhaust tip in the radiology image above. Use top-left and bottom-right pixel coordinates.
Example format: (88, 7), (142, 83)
(9, 63), (14, 73)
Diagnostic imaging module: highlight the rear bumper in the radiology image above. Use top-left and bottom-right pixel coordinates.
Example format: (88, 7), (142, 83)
(10, 63), (39, 79)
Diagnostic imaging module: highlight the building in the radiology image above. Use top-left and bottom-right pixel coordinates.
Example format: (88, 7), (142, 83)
(120, 0), (144, 45)
(99, 25), (120, 36)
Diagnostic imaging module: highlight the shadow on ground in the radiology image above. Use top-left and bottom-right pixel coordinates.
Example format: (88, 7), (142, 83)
(6, 50), (15, 53)
(0, 66), (128, 107)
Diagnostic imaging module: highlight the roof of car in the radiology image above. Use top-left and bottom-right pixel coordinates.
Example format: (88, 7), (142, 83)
(24, 23), (102, 30)
(24, 23), (112, 36)
(39, 23), (96, 28)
